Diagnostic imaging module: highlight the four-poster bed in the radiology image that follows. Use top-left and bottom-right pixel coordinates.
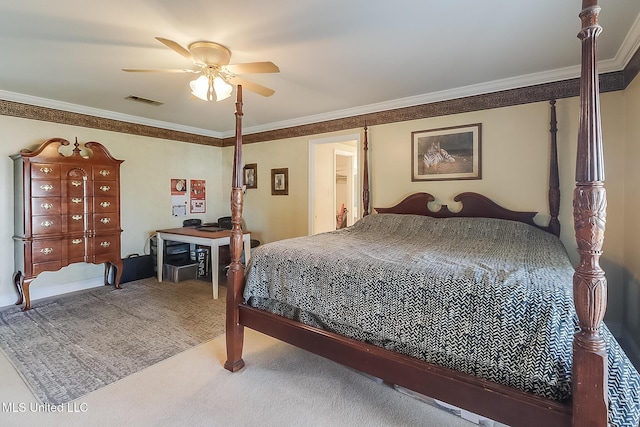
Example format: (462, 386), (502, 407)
(224, 2), (640, 426)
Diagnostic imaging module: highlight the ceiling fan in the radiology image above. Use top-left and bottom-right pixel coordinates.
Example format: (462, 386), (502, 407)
(122, 37), (279, 101)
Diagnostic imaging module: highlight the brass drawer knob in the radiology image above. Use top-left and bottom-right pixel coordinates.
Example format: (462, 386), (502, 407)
(100, 201), (111, 208)
(40, 167), (54, 174)
(100, 217), (111, 224)
(40, 247), (54, 255)
(71, 198), (82, 204)
(41, 220), (54, 227)
(99, 185), (111, 192)
(40, 184), (54, 192)
(41, 203), (54, 210)
(100, 241), (111, 248)
(99, 170), (111, 176)
(72, 239), (83, 244)
(72, 215), (83, 221)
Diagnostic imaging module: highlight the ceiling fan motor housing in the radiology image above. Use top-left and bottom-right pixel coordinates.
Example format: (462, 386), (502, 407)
(188, 41), (232, 66)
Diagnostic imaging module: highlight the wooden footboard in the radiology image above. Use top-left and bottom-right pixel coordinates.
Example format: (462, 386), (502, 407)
(239, 304), (571, 427)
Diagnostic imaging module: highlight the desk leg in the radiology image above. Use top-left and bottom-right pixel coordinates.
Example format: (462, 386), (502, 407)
(157, 234), (164, 283)
(211, 245), (219, 299)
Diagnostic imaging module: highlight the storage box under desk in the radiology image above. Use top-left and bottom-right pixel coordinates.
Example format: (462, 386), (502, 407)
(162, 259), (198, 282)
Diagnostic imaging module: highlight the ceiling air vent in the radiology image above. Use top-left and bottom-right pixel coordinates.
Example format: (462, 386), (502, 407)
(125, 95), (163, 106)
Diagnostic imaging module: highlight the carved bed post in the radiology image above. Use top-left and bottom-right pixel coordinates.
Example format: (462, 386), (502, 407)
(548, 99), (561, 237)
(224, 85), (246, 372)
(572, 1), (608, 425)
(362, 124), (370, 217)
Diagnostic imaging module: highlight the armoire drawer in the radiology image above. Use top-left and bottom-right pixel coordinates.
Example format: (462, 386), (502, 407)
(32, 240), (62, 263)
(65, 214), (87, 232)
(31, 163), (61, 180)
(94, 180), (116, 196)
(32, 197), (62, 216)
(63, 179), (88, 197)
(93, 236), (120, 264)
(66, 237), (87, 263)
(94, 213), (119, 231)
(93, 166), (117, 180)
(31, 180), (61, 197)
(67, 196), (89, 214)
(32, 215), (62, 235)
(94, 197), (117, 213)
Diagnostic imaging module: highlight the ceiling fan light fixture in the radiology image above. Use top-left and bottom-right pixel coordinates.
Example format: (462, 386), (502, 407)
(190, 75), (212, 101)
(213, 76), (232, 101)
(190, 74), (233, 102)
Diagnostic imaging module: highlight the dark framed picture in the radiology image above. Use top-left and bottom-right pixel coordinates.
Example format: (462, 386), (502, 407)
(411, 123), (482, 181)
(271, 168), (289, 195)
(243, 163), (257, 189)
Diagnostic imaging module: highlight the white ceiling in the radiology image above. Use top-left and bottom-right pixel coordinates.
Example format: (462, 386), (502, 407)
(1, 1), (639, 138)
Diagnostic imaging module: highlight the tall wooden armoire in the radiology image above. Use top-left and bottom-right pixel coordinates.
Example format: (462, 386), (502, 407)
(12, 138), (124, 310)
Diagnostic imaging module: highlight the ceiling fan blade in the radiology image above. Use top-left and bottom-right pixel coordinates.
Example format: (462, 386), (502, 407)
(228, 76), (275, 97)
(155, 37), (197, 63)
(225, 61), (280, 74)
(122, 68), (197, 73)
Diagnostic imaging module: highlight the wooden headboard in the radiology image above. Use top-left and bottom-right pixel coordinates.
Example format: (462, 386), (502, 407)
(374, 192), (551, 233)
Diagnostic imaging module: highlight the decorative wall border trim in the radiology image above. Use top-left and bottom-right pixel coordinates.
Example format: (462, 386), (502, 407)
(0, 67), (636, 149)
(0, 100), (223, 147)
(221, 71), (626, 146)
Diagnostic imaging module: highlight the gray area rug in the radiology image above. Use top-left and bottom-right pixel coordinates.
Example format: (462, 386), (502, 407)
(0, 278), (226, 405)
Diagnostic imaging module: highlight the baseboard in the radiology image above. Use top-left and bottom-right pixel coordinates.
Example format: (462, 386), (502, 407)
(0, 277), (104, 309)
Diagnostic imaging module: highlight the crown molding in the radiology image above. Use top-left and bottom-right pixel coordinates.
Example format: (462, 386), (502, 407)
(616, 13), (640, 70)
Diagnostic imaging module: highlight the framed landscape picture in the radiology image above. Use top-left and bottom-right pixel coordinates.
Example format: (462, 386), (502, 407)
(411, 123), (482, 181)
(271, 168), (289, 195)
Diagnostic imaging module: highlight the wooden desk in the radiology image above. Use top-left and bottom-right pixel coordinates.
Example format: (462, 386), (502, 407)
(156, 227), (251, 299)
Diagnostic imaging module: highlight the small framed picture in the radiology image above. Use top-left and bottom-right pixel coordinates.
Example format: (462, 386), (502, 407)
(411, 123), (482, 181)
(271, 168), (289, 195)
(243, 163), (257, 189)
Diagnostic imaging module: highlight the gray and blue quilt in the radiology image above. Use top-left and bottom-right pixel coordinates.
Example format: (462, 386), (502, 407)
(244, 214), (640, 426)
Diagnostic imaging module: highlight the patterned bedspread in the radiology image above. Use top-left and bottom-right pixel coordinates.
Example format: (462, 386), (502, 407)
(244, 214), (640, 426)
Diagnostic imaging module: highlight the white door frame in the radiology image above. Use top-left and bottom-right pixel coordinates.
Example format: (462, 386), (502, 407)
(308, 133), (360, 235)
(334, 149), (355, 228)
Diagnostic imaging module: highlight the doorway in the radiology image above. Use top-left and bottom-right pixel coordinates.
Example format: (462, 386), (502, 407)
(308, 134), (360, 235)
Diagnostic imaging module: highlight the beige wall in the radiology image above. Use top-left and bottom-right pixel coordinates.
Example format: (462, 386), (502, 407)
(0, 116), (226, 306)
(624, 75), (640, 341)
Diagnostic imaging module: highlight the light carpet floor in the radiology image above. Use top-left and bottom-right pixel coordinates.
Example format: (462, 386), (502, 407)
(0, 328), (476, 427)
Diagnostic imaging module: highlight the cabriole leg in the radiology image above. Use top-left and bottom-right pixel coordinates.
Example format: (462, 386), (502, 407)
(12, 271), (24, 306)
